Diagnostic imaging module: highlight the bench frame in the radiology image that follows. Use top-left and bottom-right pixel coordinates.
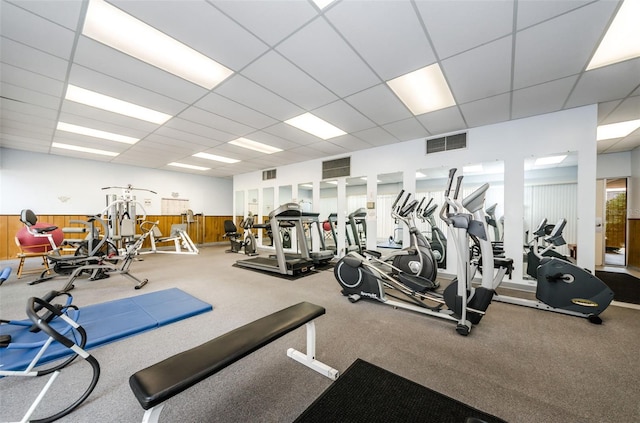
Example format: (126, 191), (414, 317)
(130, 302), (338, 423)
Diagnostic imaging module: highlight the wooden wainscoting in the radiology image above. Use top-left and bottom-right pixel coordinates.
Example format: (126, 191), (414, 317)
(0, 214), (233, 261)
(629, 219), (640, 269)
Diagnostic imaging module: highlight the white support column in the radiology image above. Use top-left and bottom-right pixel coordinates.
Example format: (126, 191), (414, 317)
(287, 321), (339, 380)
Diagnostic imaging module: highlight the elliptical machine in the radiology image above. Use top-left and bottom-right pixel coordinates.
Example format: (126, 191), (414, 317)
(365, 190), (439, 282)
(334, 169), (497, 336)
(418, 198), (447, 269)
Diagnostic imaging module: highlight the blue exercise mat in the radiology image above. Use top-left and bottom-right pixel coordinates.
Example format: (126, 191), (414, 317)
(0, 288), (213, 372)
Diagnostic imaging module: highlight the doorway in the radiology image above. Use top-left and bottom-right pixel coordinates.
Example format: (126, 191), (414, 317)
(604, 178), (627, 266)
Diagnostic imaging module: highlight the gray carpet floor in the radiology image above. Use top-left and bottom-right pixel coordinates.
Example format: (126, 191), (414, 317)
(1, 245), (639, 423)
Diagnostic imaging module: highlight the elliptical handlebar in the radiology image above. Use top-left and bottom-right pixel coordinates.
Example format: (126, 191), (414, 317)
(391, 189), (405, 210)
(440, 168), (457, 223)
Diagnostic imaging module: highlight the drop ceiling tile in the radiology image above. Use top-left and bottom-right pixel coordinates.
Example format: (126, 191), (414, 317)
(0, 82), (60, 109)
(1, 117), (54, 137)
(306, 141), (349, 156)
(73, 37), (209, 103)
(382, 118), (430, 142)
(111, 0), (268, 71)
(0, 38), (68, 81)
(513, 1), (618, 89)
(234, 130), (301, 151)
(240, 51), (338, 110)
(344, 84), (412, 125)
(68, 65), (188, 115)
(195, 92), (278, 130)
(215, 75), (302, 121)
(597, 100), (623, 123)
(1, 2), (75, 59)
(197, 143), (262, 161)
(1, 64), (65, 97)
(599, 95), (640, 125)
(276, 17), (380, 97)
(56, 113), (158, 140)
(416, 107), (467, 136)
(327, 134), (372, 152)
(0, 134), (50, 152)
(517, 0), (593, 29)
(165, 117), (235, 143)
(511, 75), (578, 120)
(262, 122), (333, 146)
(153, 126), (222, 148)
(566, 59), (640, 109)
(1, 108), (56, 128)
(443, 36), (513, 104)
(326, 1), (435, 80)
(416, 0), (513, 59)
(212, 0), (317, 46)
(312, 100), (376, 133)
(143, 133), (212, 153)
(352, 127), (398, 147)
(49, 149), (117, 163)
(459, 93), (511, 128)
(9, 0), (83, 30)
(180, 107), (255, 137)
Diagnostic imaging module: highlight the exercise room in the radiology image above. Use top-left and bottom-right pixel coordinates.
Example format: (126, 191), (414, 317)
(1, 1), (639, 422)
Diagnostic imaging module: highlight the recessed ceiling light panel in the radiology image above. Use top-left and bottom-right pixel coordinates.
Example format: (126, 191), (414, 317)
(229, 138), (282, 154)
(52, 142), (119, 157)
(285, 113), (346, 140)
(597, 119), (640, 140)
(587, 0), (640, 70)
(168, 162), (210, 171)
(65, 85), (172, 124)
(192, 152), (240, 164)
(57, 122), (139, 144)
(83, 0), (233, 89)
(387, 64), (456, 115)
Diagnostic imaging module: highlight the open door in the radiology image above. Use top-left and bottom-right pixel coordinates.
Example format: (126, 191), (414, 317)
(604, 178), (627, 266)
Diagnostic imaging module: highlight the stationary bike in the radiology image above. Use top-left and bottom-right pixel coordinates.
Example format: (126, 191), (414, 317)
(223, 215), (258, 256)
(478, 214), (614, 324)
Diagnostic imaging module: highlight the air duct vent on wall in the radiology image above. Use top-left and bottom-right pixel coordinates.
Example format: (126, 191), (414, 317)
(426, 132), (467, 154)
(322, 157), (350, 179)
(262, 169), (276, 180)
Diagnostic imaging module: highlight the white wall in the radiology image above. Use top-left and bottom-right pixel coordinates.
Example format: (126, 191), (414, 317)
(234, 105), (599, 287)
(631, 147), (640, 219)
(596, 151), (631, 179)
(0, 148), (233, 215)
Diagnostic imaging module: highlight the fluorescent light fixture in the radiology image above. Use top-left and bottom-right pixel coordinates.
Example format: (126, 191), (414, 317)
(168, 162), (210, 171)
(587, 0), (640, 70)
(285, 113), (346, 140)
(228, 138), (282, 154)
(326, 181), (338, 185)
(192, 152), (240, 164)
(463, 164), (484, 174)
(52, 142), (118, 157)
(57, 122), (138, 144)
(534, 155), (567, 166)
(66, 85), (171, 124)
(312, 0), (335, 9)
(597, 119), (640, 140)
(83, 0), (233, 89)
(300, 184), (313, 188)
(387, 63), (456, 115)
(416, 172), (426, 178)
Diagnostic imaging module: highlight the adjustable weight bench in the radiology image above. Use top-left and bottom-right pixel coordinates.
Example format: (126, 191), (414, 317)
(129, 301), (339, 423)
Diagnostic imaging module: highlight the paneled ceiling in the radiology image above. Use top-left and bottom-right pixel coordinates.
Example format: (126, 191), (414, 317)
(1, 0), (639, 179)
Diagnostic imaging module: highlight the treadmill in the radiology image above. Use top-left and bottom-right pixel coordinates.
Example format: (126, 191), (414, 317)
(299, 212), (334, 265)
(236, 203), (314, 276)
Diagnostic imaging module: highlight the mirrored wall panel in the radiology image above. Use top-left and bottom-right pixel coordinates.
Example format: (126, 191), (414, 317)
(523, 152), (578, 280)
(376, 172), (403, 246)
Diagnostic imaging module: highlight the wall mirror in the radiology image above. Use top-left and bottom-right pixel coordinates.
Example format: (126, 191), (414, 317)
(416, 167), (451, 269)
(320, 180), (338, 254)
(247, 189), (259, 216)
(523, 152), (578, 280)
(297, 182), (313, 212)
(346, 176), (368, 253)
(376, 172), (403, 247)
(261, 187), (275, 247)
(279, 185), (292, 206)
(235, 190), (245, 225)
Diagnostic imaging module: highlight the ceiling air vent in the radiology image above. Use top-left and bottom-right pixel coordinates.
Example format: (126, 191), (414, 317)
(262, 169), (276, 180)
(426, 132), (467, 154)
(322, 157), (350, 179)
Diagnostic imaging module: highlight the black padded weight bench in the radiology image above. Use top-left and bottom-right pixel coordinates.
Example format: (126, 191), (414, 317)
(129, 301), (339, 423)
